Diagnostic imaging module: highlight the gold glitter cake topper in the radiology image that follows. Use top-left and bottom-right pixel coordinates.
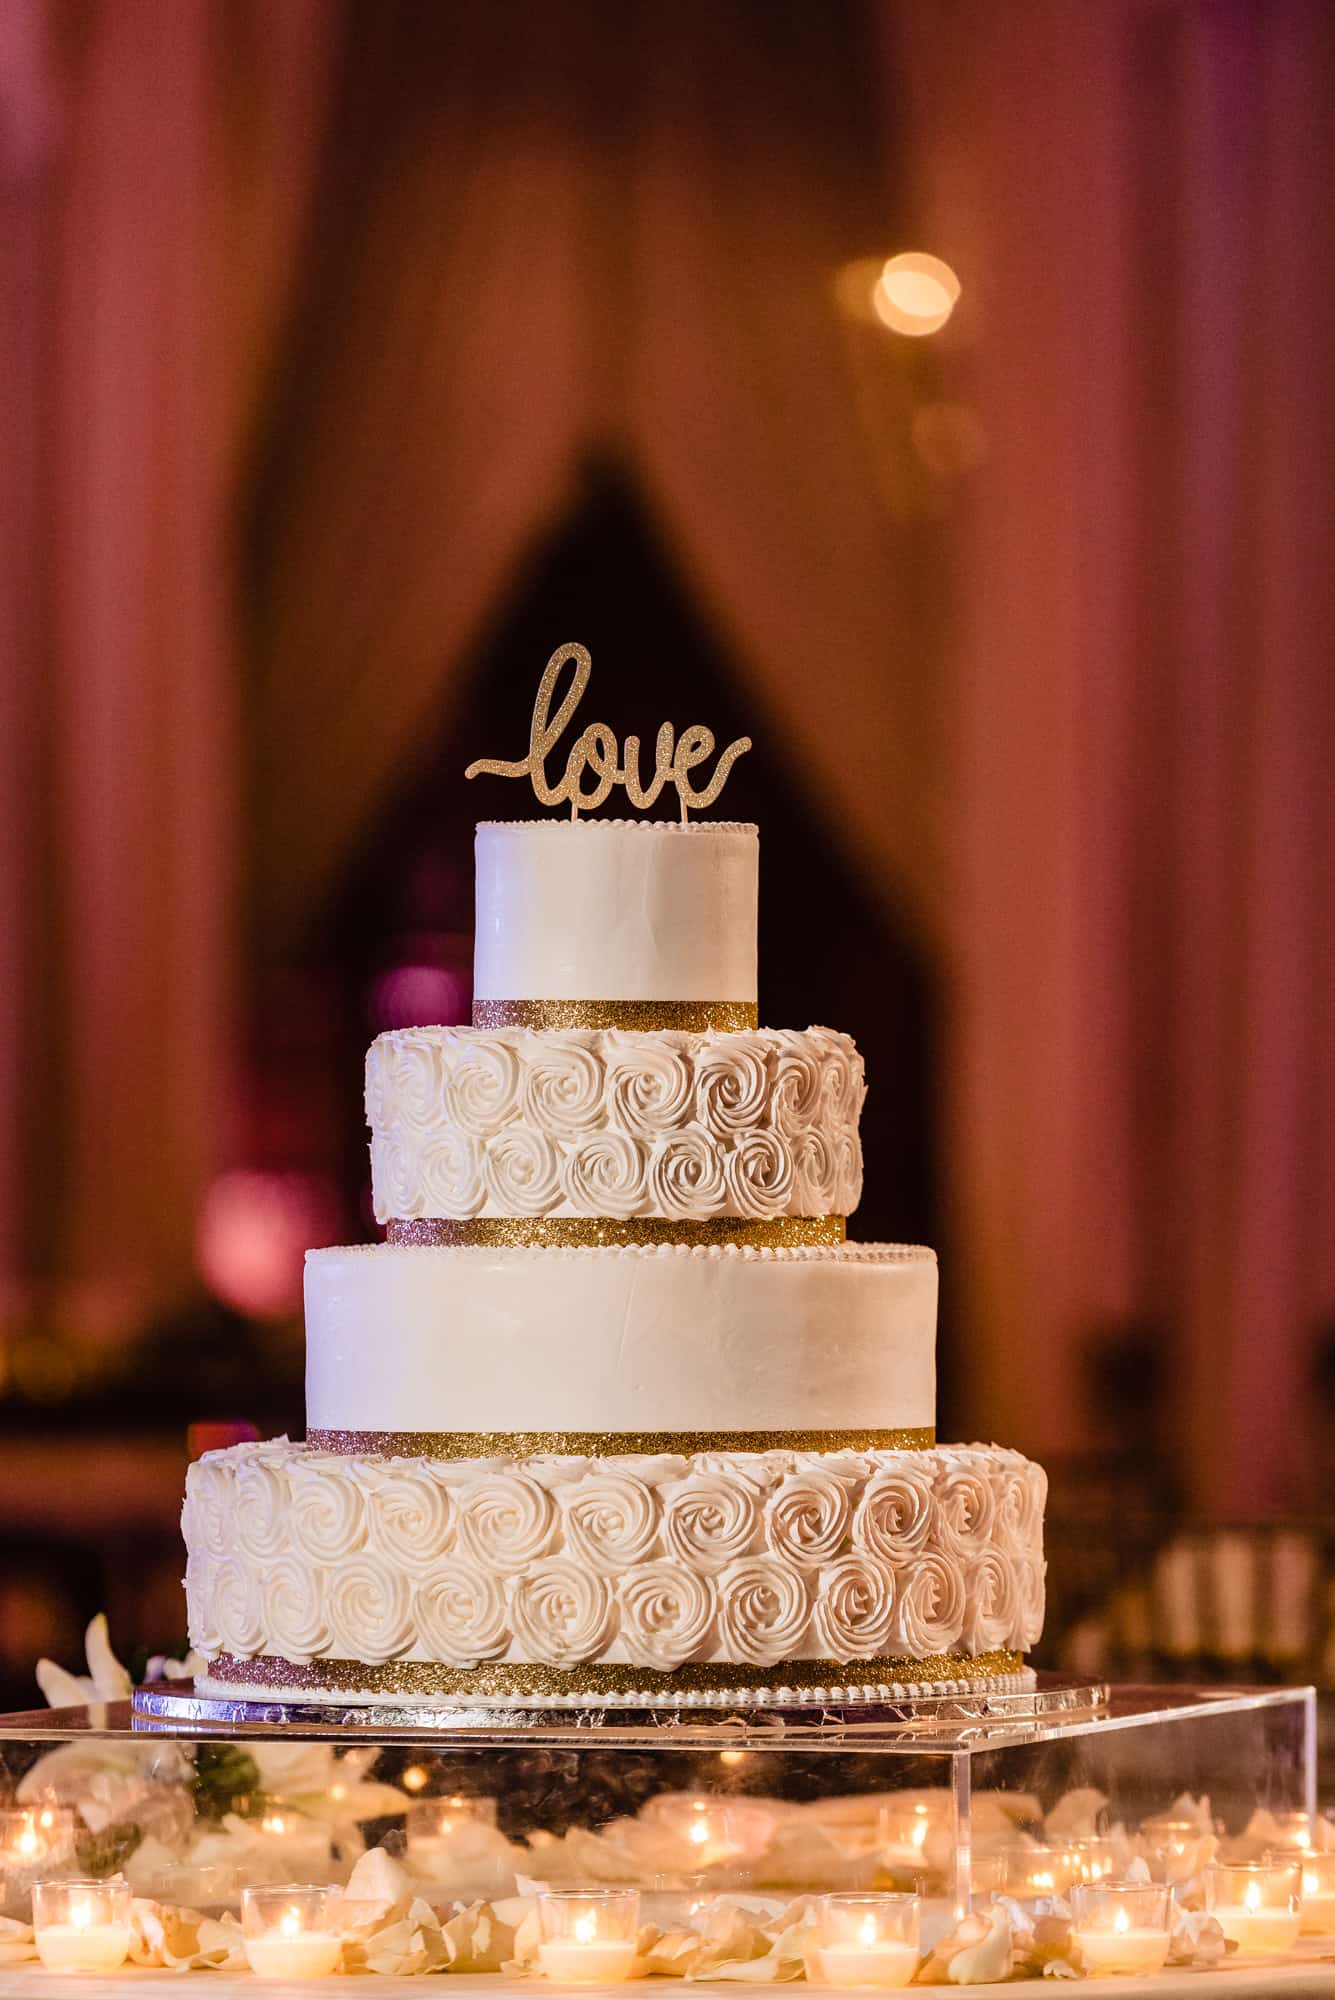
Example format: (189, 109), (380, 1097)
(465, 642), (751, 823)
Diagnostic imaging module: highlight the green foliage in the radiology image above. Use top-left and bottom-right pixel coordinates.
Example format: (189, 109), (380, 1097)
(75, 1820), (142, 1875)
(191, 1741), (266, 1823)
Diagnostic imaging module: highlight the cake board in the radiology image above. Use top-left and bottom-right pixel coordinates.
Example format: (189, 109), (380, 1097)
(130, 1673), (1109, 1739)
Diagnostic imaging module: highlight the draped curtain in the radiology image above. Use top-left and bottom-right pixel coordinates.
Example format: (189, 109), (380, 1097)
(891, 0), (1335, 1508)
(3, 0), (1332, 1507)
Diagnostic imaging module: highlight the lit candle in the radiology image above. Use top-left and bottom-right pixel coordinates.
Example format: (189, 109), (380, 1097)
(1298, 1852), (1335, 1935)
(32, 1880), (133, 1973)
(537, 1890), (640, 1984)
(0, 1808), (75, 1873)
(242, 1883), (342, 1980)
(1206, 1862), (1302, 1956)
(1070, 1883), (1172, 1976)
(406, 1793), (502, 1877)
(255, 1809), (334, 1878)
(877, 1802), (934, 1871)
(813, 1894), (920, 1988)
(975, 1842), (1078, 1902)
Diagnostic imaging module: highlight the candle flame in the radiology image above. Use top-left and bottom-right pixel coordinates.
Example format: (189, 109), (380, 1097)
(1114, 1905), (1129, 1934)
(280, 1909), (302, 1939)
(402, 1764), (429, 1792)
(574, 1914), (597, 1945)
(16, 1828), (39, 1858)
(858, 1915), (878, 1947)
(70, 1895), (94, 1933)
(262, 1814), (286, 1836)
(688, 1819), (709, 1845)
(1244, 1879), (1262, 1912)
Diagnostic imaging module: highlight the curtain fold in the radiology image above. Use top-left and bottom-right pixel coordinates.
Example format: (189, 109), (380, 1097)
(895, 0), (1335, 1507)
(245, 0), (947, 953)
(0, 0), (332, 1323)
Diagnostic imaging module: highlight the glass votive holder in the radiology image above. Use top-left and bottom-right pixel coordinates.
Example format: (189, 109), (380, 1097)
(536, 1889), (640, 1984)
(151, 1858), (241, 1916)
(812, 1894), (920, 1988)
(406, 1795), (499, 1843)
(32, 1879), (134, 1973)
(1137, 1812), (1215, 1881)
(0, 1807), (76, 1874)
(876, 1801), (936, 1869)
(974, 1842), (1077, 1902)
(1267, 1810), (1318, 1852)
(1275, 1847), (1335, 1936)
(1204, 1860), (1302, 1956)
(1069, 1882), (1173, 1976)
(251, 1807), (335, 1880)
(241, 1883), (343, 1979)
(1066, 1837), (1121, 1887)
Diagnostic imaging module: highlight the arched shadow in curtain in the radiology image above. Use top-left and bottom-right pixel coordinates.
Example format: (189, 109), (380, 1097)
(324, 457), (959, 1427)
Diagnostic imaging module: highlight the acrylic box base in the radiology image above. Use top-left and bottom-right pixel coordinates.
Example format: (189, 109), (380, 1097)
(0, 1678), (1314, 1927)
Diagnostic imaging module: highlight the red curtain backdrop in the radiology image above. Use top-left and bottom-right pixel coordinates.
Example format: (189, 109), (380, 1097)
(2, 0), (1332, 1507)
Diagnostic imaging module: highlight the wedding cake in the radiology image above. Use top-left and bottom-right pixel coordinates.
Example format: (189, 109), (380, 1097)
(182, 809), (1046, 1708)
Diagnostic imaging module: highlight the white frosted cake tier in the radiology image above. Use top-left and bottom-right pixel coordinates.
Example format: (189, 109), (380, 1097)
(304, 1241), (936, 1442)
(366, 1024), (864, 1225)
(184, 1439), (1046, 1704)
(473, 821), (758, 1004)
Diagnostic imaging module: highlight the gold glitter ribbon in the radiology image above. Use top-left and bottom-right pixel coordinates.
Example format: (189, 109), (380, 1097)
(387, 1215), (846, 1250)
(306, 1426), (936, 1459)
(207, 1649), (1024, 1698)
(472, 999), (758, 1032)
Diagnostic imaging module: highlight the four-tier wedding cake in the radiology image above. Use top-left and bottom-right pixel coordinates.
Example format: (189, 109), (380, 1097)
(182, 814), (1046, 1707)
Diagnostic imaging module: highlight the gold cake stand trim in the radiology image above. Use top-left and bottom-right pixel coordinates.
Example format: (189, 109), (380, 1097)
(305, 1425), (936, 1459)
(386, 1214), (845, 1250)
(472, 999), (759, 1032)
(207, 1649), (1024, 1698)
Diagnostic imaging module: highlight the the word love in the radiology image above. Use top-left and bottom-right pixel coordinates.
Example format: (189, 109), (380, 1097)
(465, 643), (752, 823)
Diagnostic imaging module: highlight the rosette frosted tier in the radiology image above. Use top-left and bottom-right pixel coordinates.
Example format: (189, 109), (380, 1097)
(179, 814), (1049, 1707)
(365, 1024), (864, 1229)
(186, 1441), (1046, 1704)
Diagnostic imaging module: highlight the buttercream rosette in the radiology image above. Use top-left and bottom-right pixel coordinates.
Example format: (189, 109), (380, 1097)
(605, 1033), (694, 1138)
(560, 1470), (660, 1573)
(445, 1035), (521, 1137)
(519, 1034), (605, 1140)
(414, 1558), (509, 1664)
(617, 1561), (716, 1670)
(509, 1558), (615, 1664)
(694, 1033), (770, 1134)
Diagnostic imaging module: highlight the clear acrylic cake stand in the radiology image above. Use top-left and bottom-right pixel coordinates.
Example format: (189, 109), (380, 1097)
(0, 1678), (1320, 1995)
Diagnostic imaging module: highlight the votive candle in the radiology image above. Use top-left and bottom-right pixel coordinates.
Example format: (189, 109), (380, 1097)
(242, 1883), (342, 1979)
(1205, 1861), (1302, 1956)
(32, 1879), (133, 1973)
(1288, 1849), (1335, 1936)
(537, 1889), (640, 1984)
(1070, 1882), (1172, 1976)
(975, 1842), (1078, 1901)
(813, 1893), (920, 1988)
(0, 1808), (75, 1873)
